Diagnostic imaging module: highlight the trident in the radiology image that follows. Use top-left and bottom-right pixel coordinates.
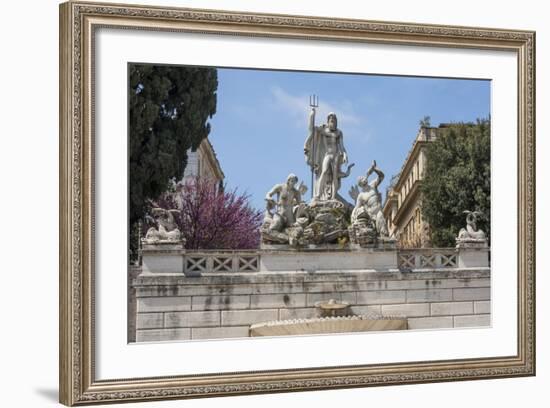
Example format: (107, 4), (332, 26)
(309, 94), (319, 199)
(309, 94), (319, 109)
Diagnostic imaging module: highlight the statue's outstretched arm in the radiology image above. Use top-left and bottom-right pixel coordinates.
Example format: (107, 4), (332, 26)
(265, 184), (281, 201)
(308, 107), (316, 133)
(367, 160), (384, 188)
(372, 166), (385, 188)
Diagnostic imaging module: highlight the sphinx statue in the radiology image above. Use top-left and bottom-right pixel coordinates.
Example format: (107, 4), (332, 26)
(457, 211), (487, 242)
(144, 208), (182, 243)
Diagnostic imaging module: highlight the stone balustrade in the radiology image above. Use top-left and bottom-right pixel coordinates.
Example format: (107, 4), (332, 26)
(141, 246), (488, 276)
(398, 248), (459, 270)
(184, 251), (260, 274)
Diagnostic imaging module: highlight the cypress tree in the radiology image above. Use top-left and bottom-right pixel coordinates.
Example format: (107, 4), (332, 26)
(128, 64), (218, 225)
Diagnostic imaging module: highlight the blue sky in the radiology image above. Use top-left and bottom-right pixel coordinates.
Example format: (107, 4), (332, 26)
(208, 68), (490, 211)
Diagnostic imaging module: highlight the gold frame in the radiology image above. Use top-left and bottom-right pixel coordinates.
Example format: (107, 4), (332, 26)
(59, 1), (536, 405)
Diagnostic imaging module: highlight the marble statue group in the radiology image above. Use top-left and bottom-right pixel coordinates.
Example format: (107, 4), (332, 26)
(141, 95), (486, 250)
(261, 99), (394, 248)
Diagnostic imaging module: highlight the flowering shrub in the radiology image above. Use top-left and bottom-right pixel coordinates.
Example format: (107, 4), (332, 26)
(152, 177), (262, 249)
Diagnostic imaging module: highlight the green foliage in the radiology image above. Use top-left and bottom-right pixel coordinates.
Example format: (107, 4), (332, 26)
(128, 64), (218, 225)
(421, 119), (491, 247)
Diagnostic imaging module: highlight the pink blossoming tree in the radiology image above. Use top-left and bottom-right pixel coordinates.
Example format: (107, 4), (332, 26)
(152, 177), (262, 249)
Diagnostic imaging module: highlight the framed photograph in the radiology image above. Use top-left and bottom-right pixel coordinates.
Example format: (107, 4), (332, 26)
(59, 1), (535, 405)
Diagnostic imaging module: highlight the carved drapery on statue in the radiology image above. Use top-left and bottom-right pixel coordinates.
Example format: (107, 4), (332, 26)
(304, 108), (353, 204)
(304, 122), (325, 198)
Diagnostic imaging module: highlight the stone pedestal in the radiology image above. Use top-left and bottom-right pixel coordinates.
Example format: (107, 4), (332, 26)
(141, 241), (184, 275)
(456, 240), (489, 268)
(259, 245), (398, 272)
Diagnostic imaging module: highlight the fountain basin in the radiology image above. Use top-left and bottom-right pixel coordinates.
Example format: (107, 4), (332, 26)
(250, 315), (407, 337)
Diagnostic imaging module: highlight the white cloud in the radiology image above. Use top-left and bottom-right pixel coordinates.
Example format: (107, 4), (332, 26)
(270, 86), (362, 129)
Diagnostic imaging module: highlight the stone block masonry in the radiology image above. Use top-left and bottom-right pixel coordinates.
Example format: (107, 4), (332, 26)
(127, 265), (141, 342)
(132, 267), (491, 342)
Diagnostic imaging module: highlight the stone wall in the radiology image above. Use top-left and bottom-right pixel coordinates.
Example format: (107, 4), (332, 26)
(127, 265), (142, 342)
(132, 268), (490, 342)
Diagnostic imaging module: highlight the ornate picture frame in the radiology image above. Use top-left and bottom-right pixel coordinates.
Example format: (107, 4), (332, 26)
(59, 1), (535, 405)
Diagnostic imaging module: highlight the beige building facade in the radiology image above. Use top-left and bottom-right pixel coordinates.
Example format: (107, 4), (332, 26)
(383, 125), (446, 248)
(182, 138), (224, 186)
